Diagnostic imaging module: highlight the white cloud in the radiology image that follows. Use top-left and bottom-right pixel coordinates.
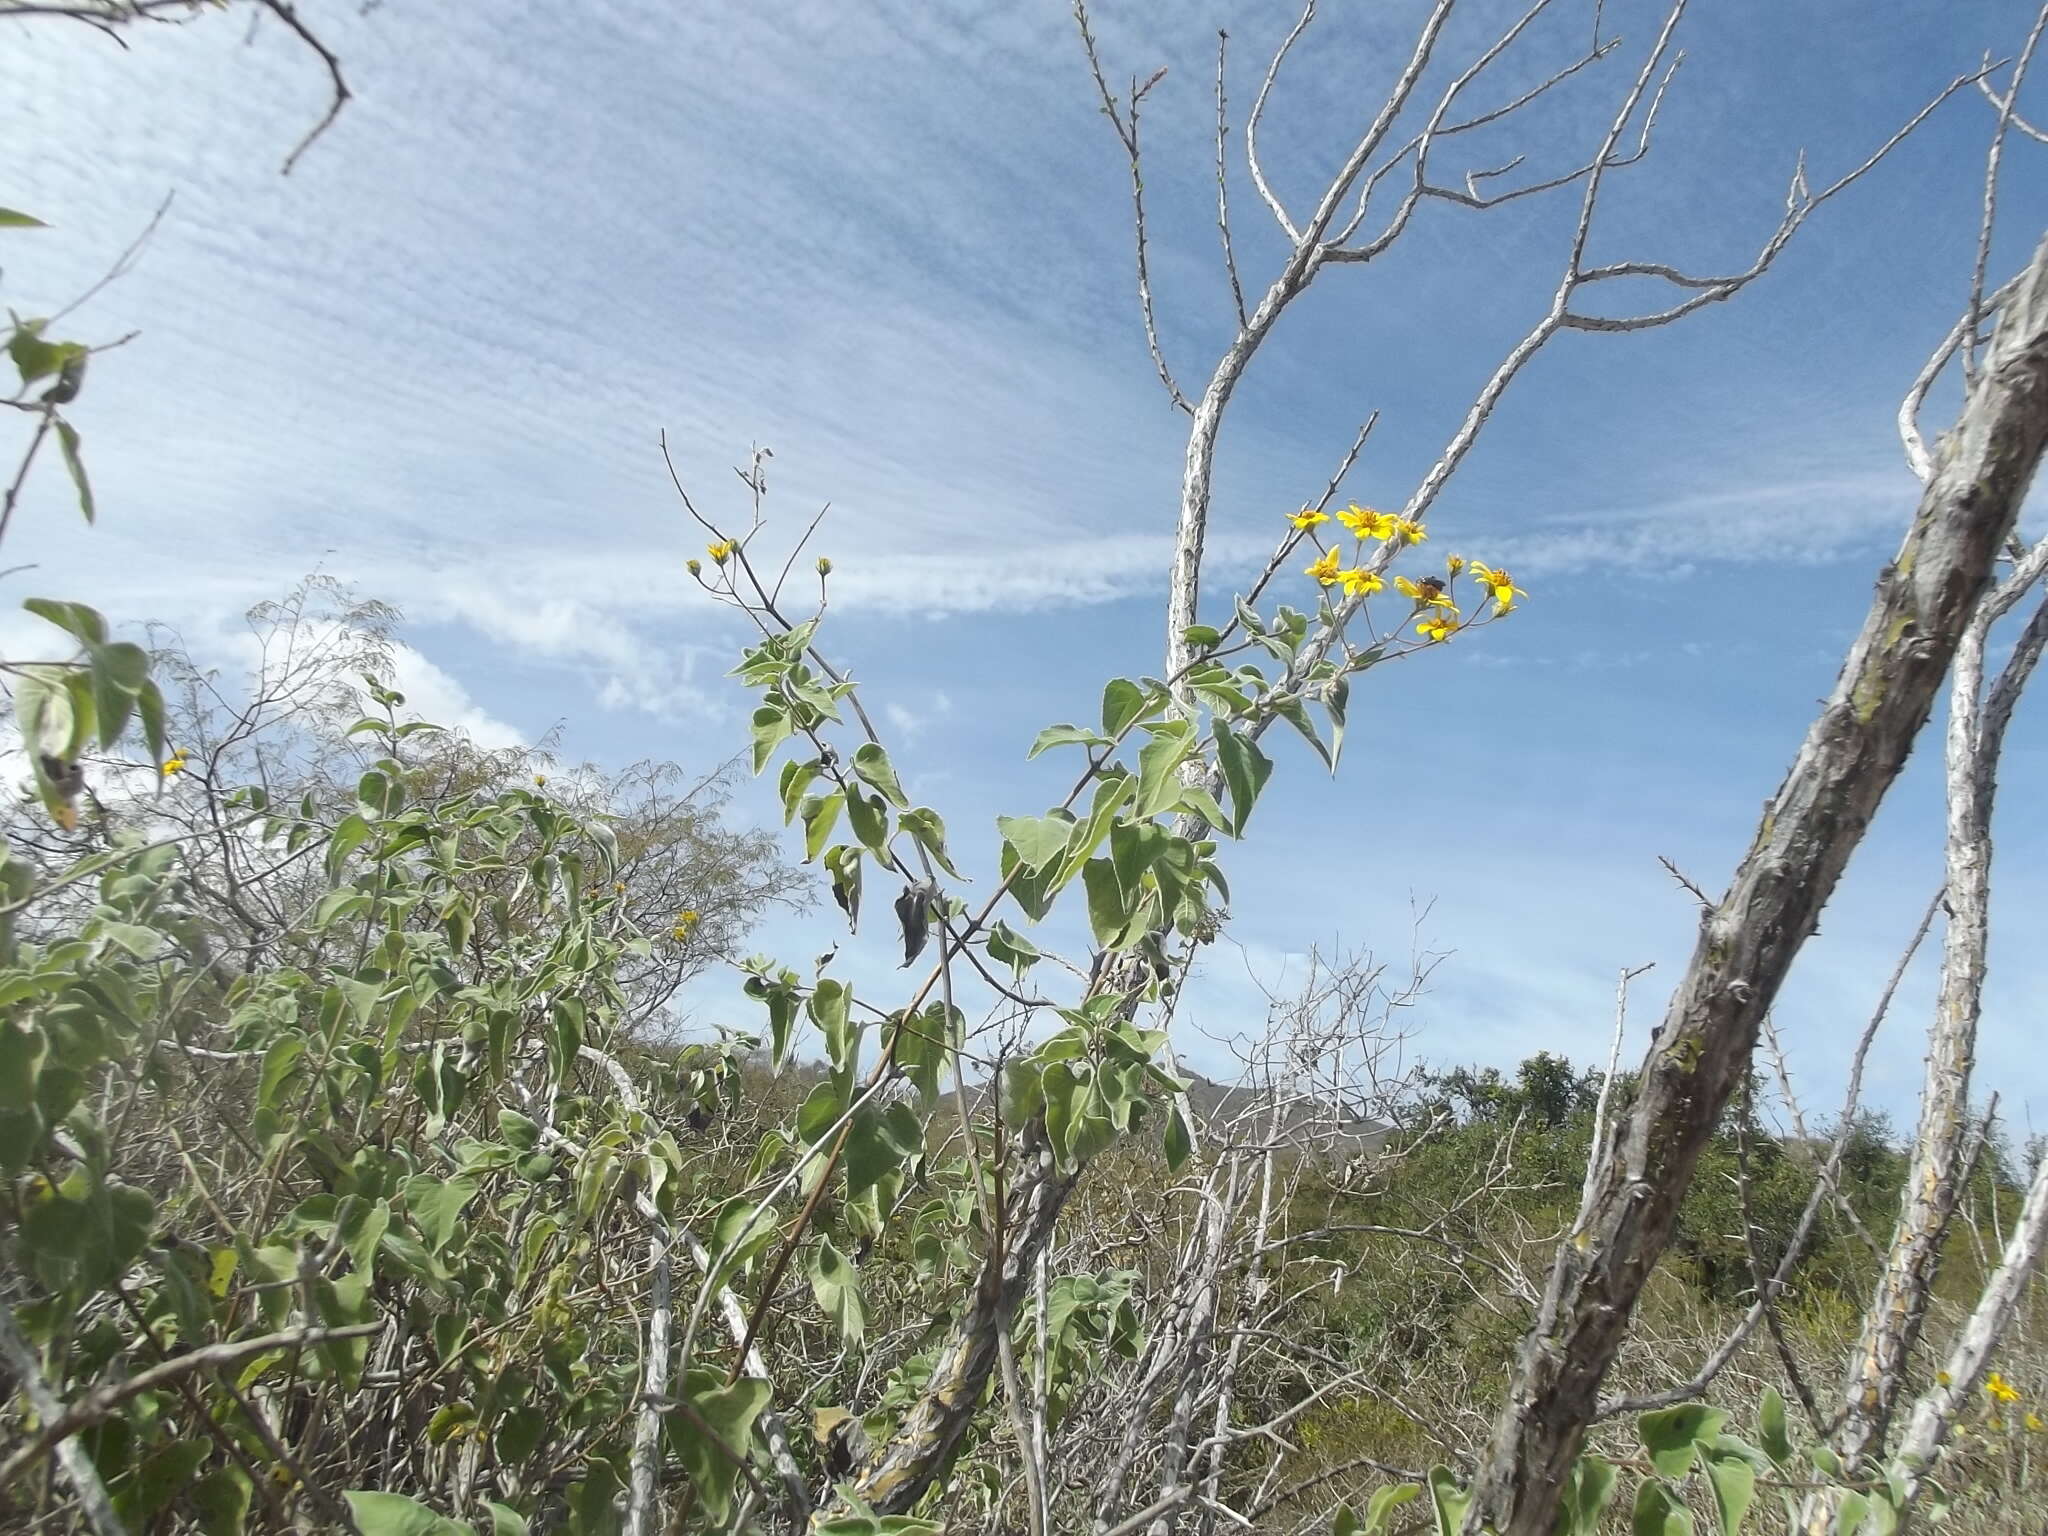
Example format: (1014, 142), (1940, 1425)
(385, 646), (523, 751)
(1486, 471), (1918, 578)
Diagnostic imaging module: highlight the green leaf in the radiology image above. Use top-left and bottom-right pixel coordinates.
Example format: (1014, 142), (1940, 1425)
(327, 813), (373, 878)
(190, 1468), (254, 1536)
(1757, 1386), (1792, 1467)
(1082, 858), (1129, 948)
(0, 1022), (47, 1113)
(780, 757), (822, 822)
(1212, 722), (1273, 836)
(1163, 1097), (1194, 1172)
(22, 597), (107, 645)
(844, 781), (891, 856)
(1028, 723), (1111, 758)
(1175, 784), (1231, 835)
(846, 1100), (921, 1197)
(1101, 677), (1148, 738)
(801, 791), (846, 862)
(1001, 1059), (1044, 1124)
(1270, 693), (1331, 768)
(1562, 1457), (1621, 1536)
(1704, 1453), (1755, 1536)
(54, 418), (92, 523)
(1361, 1484), (1421, 1535)
(0, 209), (47, 228)
(496, 1406), (546, 1465)
(1639, 1404), (1726, 1480)
(894, 1003), (948, 1106)
(498, 1108), (542, 1151)
(811, 979), (857, 1080)
(987, 921), (1041, 978)
(569, 1458), (620, 1536)
(1427, 1467), (1469, 1536)
(797, 1079), (846, 1146)
(825, 843), (864, 930)
(1108, 818), (1167, 899)
(1631, 1481), (1692, 1536)
(1135, 720), (1197, 818)
(357, 765), (406, 818)
(136, 677), (168, 768)
(113, 1438), (210, 1525)
(1858, 1486), (1900, 1536)
(670, 1372), (771, 1526)
(808, 1234), (865, 1345)
(88, 641), (147, 750)
(852, 742), (910, 808)
(8, 320), (73, 388)
(15, 663), (81, 763)
(999, 838), (1059, 923)
(749, 704), (793, 773)
(483, 1503), (530, 1536)
(897, 806), (963, 878)
(343, 1491), (477, 1536)
(1064, 1075), (1115, 1164)
(1057, 772), (1136, 885)
(998, 811), (1075, 872)
(1829, 1491), (1867, 1532)
(1181, 623), (1221, 649)
(402, 1174), (478, 1253)
(258, 1034), (305, 1109)
(1323, 675), (1350, 768)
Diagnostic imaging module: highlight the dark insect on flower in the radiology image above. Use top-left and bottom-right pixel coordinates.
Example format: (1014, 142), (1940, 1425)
(1416, 576), (1447, 601)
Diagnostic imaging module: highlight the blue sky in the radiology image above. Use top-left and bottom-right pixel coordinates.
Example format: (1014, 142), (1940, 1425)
(7, 0), (2048, 1136)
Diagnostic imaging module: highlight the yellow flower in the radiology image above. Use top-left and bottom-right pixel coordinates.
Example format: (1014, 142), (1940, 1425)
(1305, 546), (1343, 586)
(1390, 516), (1427, 544)
(1337, 505), (1396, 540)
(1287, 508), (1330, 530)
(533, 774), (547, 788)
(613, 881), (627, 894)
(708, 540), (736, 563)
(2028, 1412), (2044, 1432)
(160, 754), (188, 778)
(1394, 575), (1456, 609)
(817, 556), (833, 575)
(1938, 1372), (1953, 1387)
(1446, 554), (1465, 575)
(1986, 1372), (2021, 1404)
(1470, 562), (1527, 614)
(1416, 611), (1459, 644)
(1337, 568), (1382, 598)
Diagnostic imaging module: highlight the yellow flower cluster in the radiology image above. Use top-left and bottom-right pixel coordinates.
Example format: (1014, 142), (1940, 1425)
(1987, 1371), (2022, 1405)
(1293, 507), (1527, 645)
(160, 750), (189, 778)
(672, 909), (700, 942)
(708, 540), (736, 564)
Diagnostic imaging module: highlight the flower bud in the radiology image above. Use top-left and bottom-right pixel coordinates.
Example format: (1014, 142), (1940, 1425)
(817, 557), (833, 575)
